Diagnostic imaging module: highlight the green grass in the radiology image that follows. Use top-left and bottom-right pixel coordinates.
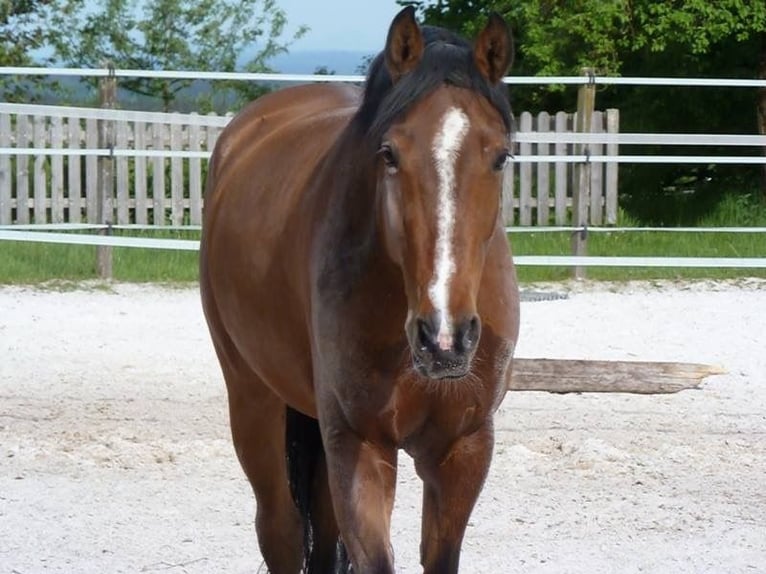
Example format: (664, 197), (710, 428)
(1, 195), (764, 285)
(511, 229), (766, 282)
(512, 195), (766, 282)
(0, 229), (200, 284)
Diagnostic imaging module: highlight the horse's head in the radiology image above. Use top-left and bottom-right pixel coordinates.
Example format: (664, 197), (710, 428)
(369, 8), (513, 380)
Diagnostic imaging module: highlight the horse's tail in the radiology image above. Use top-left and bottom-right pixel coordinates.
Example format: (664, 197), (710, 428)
(285, 406), (351, 574)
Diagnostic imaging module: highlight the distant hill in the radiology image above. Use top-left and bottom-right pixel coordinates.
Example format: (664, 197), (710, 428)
(269, 50), (375, 75)
(24, 50), (379, 112)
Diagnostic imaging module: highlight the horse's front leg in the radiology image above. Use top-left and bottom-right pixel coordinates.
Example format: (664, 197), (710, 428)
(320, 404), (398, 573)
(415, 423), (494, 574)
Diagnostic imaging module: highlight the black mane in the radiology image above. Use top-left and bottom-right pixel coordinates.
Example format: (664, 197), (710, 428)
(356, 25), (513, 144)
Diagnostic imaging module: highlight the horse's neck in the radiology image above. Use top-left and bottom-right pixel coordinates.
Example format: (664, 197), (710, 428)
(312, 132), (400, 306)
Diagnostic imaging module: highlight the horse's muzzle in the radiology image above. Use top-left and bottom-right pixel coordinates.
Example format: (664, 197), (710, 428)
(410, 313), (481, 380)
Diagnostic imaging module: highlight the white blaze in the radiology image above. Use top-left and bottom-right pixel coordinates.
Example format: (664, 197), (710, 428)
(428, 107), (469, 350)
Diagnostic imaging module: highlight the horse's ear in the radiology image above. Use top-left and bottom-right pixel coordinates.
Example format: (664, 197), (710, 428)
(384, 6), (424, 83)
(474, 12), (513, 84)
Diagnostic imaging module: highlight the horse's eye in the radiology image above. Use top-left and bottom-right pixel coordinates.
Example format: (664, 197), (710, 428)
(493, 150), (510, 172)
(378, 144), (399, 173)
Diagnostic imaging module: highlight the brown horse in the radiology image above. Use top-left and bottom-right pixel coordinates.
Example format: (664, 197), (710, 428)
(200, 7), (520, 573)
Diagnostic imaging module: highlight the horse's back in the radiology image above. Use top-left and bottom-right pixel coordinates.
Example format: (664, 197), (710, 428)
(207, 83), (360, 209)
(201, 84), (361, 414)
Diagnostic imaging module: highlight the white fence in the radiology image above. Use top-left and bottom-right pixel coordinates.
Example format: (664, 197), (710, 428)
(0, 103), (621, 227)
(0, 104), (227, 226)
(1, 67), (766, 272)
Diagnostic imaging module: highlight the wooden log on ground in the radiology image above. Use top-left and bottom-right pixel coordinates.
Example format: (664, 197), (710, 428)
(510, 358), (726, 394)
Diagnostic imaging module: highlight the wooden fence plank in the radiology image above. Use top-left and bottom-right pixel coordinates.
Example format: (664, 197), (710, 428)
(589, 111), (604, 225)
(16, 115), (30, 224)
(0, 114), (11, 224)
(152, 122), (165, 225)
(67, 117), (82, 223)
(518, 111), (532, 225)
(553, 111), (568, 225)
(134, 121), (147, 224)
(85, 118), (98, 223)
(605, 108), (619, 225)
(170, 117), (184, 225)
(50, 116), (64, 223)
(206, 117), (219, 149)
(189, 116), (202, 225)
(535, 111), (550, 225)
(501, 136), (515, 226)
(115, 120), (129, 224)
(205, 114), (221, 219)
(33, 115), (47, 223)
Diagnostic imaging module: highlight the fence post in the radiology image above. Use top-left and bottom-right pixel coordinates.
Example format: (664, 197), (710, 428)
(571, 67), (595, 279)
(97, 62), (116, 279)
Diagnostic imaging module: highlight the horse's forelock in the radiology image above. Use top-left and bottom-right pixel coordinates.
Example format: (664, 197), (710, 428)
(357, 26), (513, 144)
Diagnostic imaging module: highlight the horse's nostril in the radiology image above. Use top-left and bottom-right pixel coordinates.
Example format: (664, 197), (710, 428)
(416, 317), (435, 351)
(458, 315), (481, 353)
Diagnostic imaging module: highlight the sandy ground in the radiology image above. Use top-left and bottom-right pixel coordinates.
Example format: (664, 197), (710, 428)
(1, 279), (765, 574)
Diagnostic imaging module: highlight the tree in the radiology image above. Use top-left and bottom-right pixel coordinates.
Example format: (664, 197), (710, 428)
(47, 0), (307, 111)
(403, 0), (766, 216)
(0, 0), (54, 101)
(403, 1), (765, 98)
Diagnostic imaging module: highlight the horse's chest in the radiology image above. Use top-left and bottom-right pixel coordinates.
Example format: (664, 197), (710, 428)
(376, 380), (489, 450)
(323, 318), (513, 448)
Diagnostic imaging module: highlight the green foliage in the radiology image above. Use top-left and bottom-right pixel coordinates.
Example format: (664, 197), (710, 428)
(0, 0), (49, 65)
(402, 1), (766, 77)
(0, 0), (57, 100)
(402, 0), (766, 217)
(47, 0), (307, 111)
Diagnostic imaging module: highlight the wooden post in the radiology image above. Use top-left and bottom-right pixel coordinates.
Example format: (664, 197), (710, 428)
(571, 67), (595, 279)
(758, 33), (766, 202)
(97, 62), (116, 280)
(509, 358), (725, 394)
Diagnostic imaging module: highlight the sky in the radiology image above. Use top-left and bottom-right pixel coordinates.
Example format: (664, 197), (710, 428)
(277, 0), (403, 52)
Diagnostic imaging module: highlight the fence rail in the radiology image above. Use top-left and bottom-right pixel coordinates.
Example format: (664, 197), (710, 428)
(3, 66), (766, 88)
(2, 229), (765, 269)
